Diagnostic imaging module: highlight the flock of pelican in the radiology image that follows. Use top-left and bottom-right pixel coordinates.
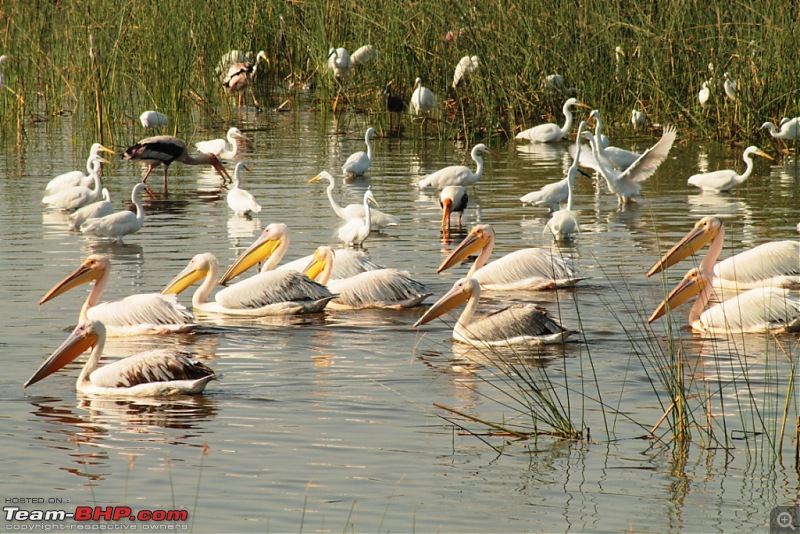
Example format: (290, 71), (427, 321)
(29, 84), (800, 399)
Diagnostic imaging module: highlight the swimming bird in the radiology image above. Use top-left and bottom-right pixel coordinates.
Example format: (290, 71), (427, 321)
(304, 246), (430, 310)
(584, 124), (677, 205)
(39, 254), (197, 336)
(45, 143), (115, 194)
(196, 127), (244, 159)
(687, 146), (772, 193)
(337, 189), (378, 247)
(24, 319), (216, 396)
(222, 50), (268, 109)
(439, 185), (468, 230)
(309, 171), (399, 229)
(227, 162), (262, 217)
(452, 55), (479, 89)
(418, 144), (489, 189)
(80, 183), (147, 243)
(409, 77), (436, 116)
(42, 155), (108, 211)
(342, 127), (376, 177)
(278, 248), (384, 280)
(139, 110), (168, 128)
(761, 118), (800, 140)
(414, 277), (578, 346)
(437, 224), (583, 291)
(515, 97), (590, 143)
(122, 135), (231, 194)
(646, 216), (800, 291)
(69, 188), (113, 229)
(544, 121), (586, 240)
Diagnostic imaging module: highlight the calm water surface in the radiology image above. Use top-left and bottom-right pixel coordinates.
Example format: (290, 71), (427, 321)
(2, 109), (800, 532)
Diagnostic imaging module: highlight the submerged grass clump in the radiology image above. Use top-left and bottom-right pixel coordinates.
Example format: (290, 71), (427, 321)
(1, 1), (798, 143)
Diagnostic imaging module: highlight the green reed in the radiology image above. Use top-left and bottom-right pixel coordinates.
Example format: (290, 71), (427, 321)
(2, 0), (798, 143)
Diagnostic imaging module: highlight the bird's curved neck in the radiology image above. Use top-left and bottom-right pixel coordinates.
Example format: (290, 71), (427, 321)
(362, 195), (372, 235)
(701, 225), (724, 277)
(316, 256), (334, 285)
(468, 236), (494, 277)
(471, 153), (484, 181)
(737, 152), (756, 184)
(453, 288), (480, 339)
(81, 272), (110, 320)
(132, 190), (145, 224)
(90, 166), (102, 194)
(365, 135), (373, 160)
(325, 178), (346, 219)
(195, 260), (220, 308)
(690, 280), (714, 327)
(77, 337), (104, 390)
(261, 237), (290, 272)
(561, 105), (574, 136)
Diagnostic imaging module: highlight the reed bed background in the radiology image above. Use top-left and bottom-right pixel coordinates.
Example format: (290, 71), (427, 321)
(1, 0), (798, 144)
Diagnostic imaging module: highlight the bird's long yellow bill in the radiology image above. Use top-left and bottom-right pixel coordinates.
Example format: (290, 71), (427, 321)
(754, 149), (774, 161)
(303, 257), (326, 282)
(413, 285), (471, 327)
(99, 144), (115, 155)
(437, 230), (487, 273)
(162, 266), (208, 295)
(219, 236), (282, 284)
(648, 272), (705, 323)
(24, 328), (98, 388)
(39, 264), (101, 306)
(308, 173), (324, 184)
(646, 223), (719, 278)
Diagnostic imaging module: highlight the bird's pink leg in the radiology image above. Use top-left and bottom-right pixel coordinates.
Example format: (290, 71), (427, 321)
(141, 164), (155, 183)
(163, 166), (169, 195)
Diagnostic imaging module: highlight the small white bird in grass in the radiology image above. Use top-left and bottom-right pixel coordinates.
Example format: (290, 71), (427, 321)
(410, 77), (436, 116)
(543, 74), (577, 96)
(45, 143), (115, 194)
(227, 162), (262, 217)
(687, 146), (773, 193)
(631, 109), (646, 131)
(327, 47), (351, 78)
(350, 44), (378, 66)
(69, 188), (113, 229)
(515, 97), (591, 143)
(452, 55), (479, 89)
(196, 127), (244, 159)
(139, 110), (168, 128)
(342, 127), (376, 177)
(761, 118), (800, 140)
(418, 144), (490, 189)
(81, 183), (147, 243)
(723, 72), (738, 101)
(698, 80), (711, 108)
(338, 189), (378, 248)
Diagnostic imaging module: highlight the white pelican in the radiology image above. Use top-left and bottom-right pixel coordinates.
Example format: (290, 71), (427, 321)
(452, 55), (479, 89)
(544, 121), (586, 240)
(646, 216), (800, 291)
(761, 118), (800, 140)
(687, 146), (772, 193)
(410, 77), (436, 116)
(24, 319), (216, 396)
(81, 183), (147, 243)
(227, 162), (262, 217)
(327, 47), (351, 78)
(414, 277), (578, 346)
(222, 50), (268, 109)
(304, 246), (431, 310)
(515, 97), (590, 143)
(698, 80), (711, 108)
(39, 254), (197, 336)
(308, 171), (399, 228)
(279, 248), (384, 280)
(42, 155), (108, 211)
(337, 189), (377, 247)
(631, 108), (646, 131)
(139, 110), (168, 128)
(196, 127), (244, 159)
(45, 143), (115, 194)
(418, 144), (489, 189)
(342, 127), (377, 177)
(350, 44), (378, 66)
(723, 72), (737, 101)
(122, 135), (231, 194)
(439, 185), (468, 230)
(584, 124), (677, 205)
(437, 224), (583, 291)
(69, 188), (113, 229)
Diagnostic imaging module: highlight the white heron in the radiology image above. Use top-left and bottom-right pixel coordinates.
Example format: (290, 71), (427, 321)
(24, 319), (216, 396)
(631, 108), (646, 131)
(687, 146), (772, 193)
(327, 47), (351, 78)
(515, 97), (591, 143)
(761, 118), (800, 140)
(418, 144), (489, 188)
(196, 127), (244, 159)
(414, 277), (578, 347)
(45, 143), (115, 194)
(723, 72), (738, 101)
(544, 121), (587, 240)
(337, 189), (377, 247)
(350, 44), (378, 66)
(543, 73), (577, 96)
(452, 55), (479, 89)
(139, 110), (169, 128)
(42, 155), (108, 211)
(410, 77), (436, 116)
(80, 183), (147, 243)
(68, 188), (113, 229)
(342, 127), (377, 176)
(227, 162), (262, 217)
(308, 171), (399, 228)
(698, 80), (711, 108)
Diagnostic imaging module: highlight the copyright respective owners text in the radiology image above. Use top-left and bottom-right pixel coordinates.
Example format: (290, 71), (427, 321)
(772, 505), (800, 533)
(3, 497), (189, 530)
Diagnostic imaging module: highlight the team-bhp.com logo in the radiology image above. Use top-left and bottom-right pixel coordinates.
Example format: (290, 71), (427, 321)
(4, 505), (188, 524)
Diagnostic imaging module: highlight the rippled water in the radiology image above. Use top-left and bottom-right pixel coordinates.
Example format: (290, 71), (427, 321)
(2, 110), (800, 532)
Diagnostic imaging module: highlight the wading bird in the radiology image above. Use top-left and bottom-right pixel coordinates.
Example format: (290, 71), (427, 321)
(139, 110), (168, 128)
(196, 127), (245, 159)
(687, 146), (772, 193)
(69, 188), (113, 229)
(544, 121), (587, 240)
(698, 80), (711, 108)
(761, 118), (800, 141)
(39, 255), (197, 336)
(309, 171), (399, 229)
(45, 143), (115, 194)
(342, 127), (377, 177)
(631, 108), (646, 131)
(222, 50), (268, 109)
(327, 47), (351, 78)
(42, 155), (109, 211)
(122, 135), (231, 194)
(337, 189), (378, 247)
(414, 277), (578, 346)
(24, 319), (216, 396)
(409, 77), (436, 117)
(578, 109), (640, 171)
(227, 162), (262, 217)
(80, 183), (147, 243)
(515, 97), (590, 143)
(0, 54), (7, 91)
(452, 55), (479, 89)
(723, 72), (737, 101)
(304, 246), (430, 310)
(418, 144), (489, 189)
(437, 224), (584, 291)
(439, 185), (468, 231)
(350, 45), (378, 66)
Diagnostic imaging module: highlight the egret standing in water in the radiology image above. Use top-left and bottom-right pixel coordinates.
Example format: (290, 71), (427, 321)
(342, 127), (377, 177)
(418, 144), (489, 189)
(687, 146), (772, 193)
(227, 162), (262, 217)
(515, 98), (591, 143)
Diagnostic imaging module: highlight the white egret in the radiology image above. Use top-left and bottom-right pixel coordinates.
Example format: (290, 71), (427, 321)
(45, 143), (114, 194)
(418, 144), (489, 188)
(544, 121), (587, 240)
(698, 80), (711, 108)
(543, 73), (577, 96)
(308, 171), (399, 228)
(0, 54), (7, 90)
(337, 190), (377, 247)
(24, 319), (216, 396)
(631, 108), (646, 131)
(350, 44), (378, 66)
(452, 55), (479, 89)
(227, 162), (262, 217)
(196, 127), (244, 159)
(81, 183), (147, 243)
(42, 156), (108, 211)
(68, 188), (113, 229)
(723, 72), (737, 101)
(515, 97), (590, 143)
(410, 77), (436, 116)
(139, 110), (168, 128)
(327, 47), (351, 78)
(342, 127), (376, 176)
(687, 146), (772, 193)
(761, 118), (800, 140)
